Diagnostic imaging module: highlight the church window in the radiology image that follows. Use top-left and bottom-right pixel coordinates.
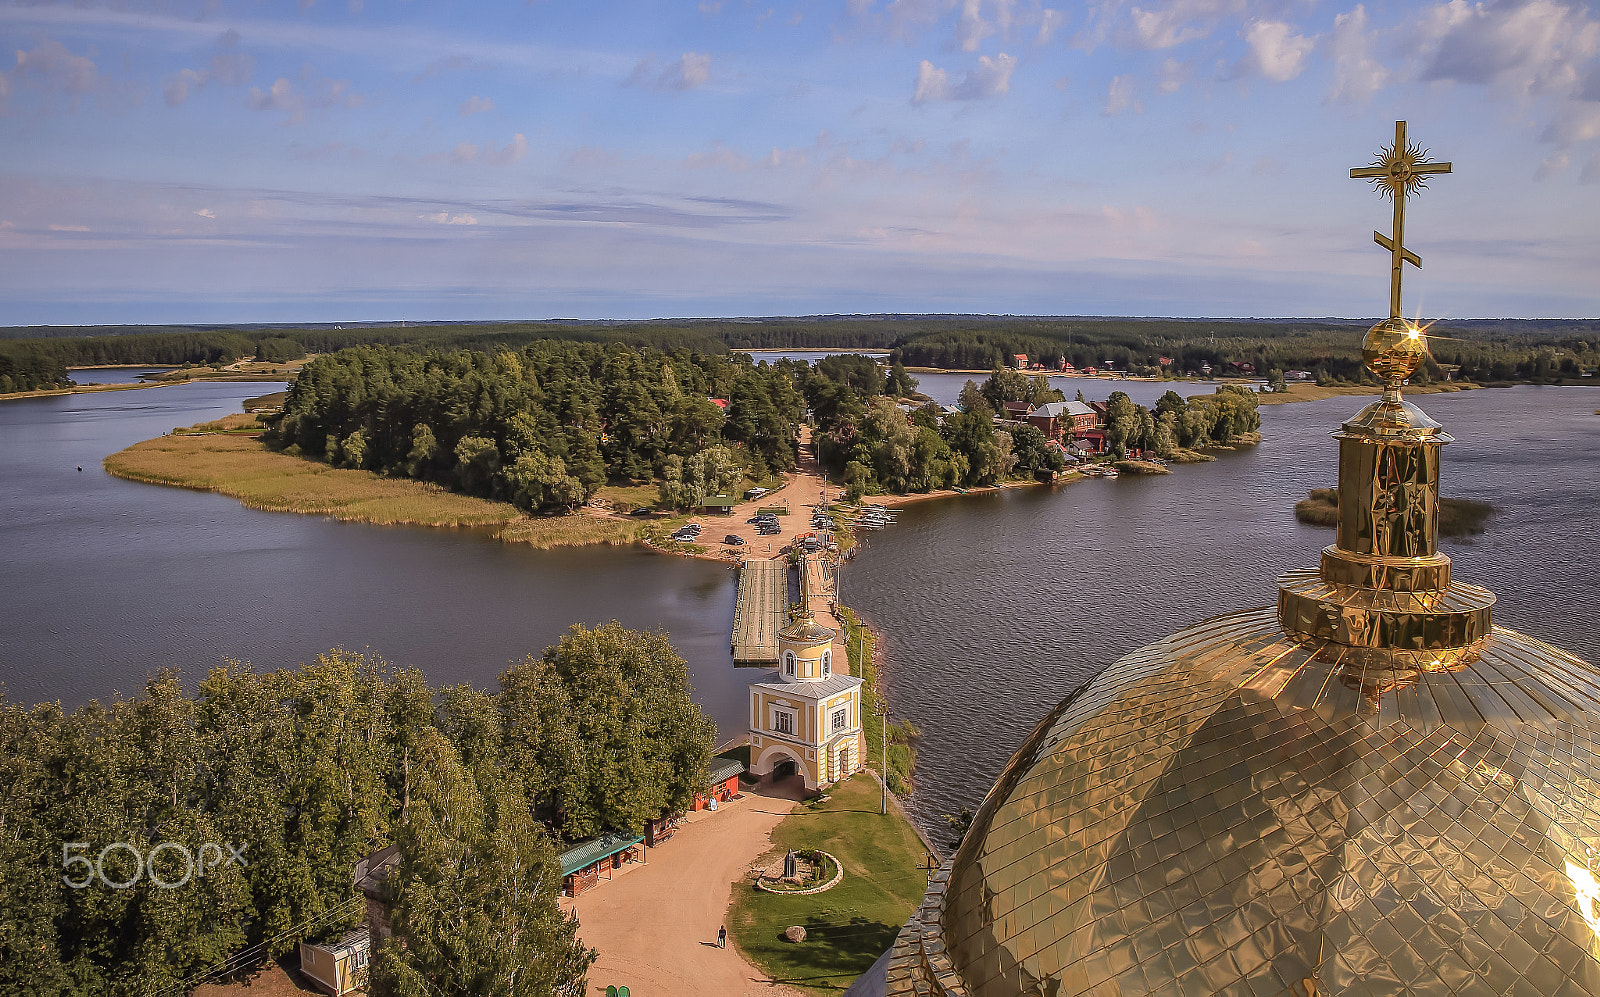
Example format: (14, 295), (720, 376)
(774, 710), (794, 736)
(832, 708), (848, 733)
(822, 650), (832, 676)
(783, 651), (795, 677)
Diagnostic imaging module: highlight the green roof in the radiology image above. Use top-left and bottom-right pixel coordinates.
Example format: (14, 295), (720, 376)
(700, 494), (737, 507)
(708, 755), (746, 786)
(558, 831), (644, 877)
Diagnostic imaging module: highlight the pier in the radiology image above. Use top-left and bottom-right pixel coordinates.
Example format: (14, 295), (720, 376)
(731, 558), (788, 663)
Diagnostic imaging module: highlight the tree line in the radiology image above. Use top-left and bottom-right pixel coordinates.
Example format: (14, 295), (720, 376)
(4, 317), (1594, 391)
(267, 342), (806, 514)
(0, 623), (713, 996)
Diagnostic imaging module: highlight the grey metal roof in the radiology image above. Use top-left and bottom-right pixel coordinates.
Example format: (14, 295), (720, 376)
(558, 831), (644, 877)
(1030, 400), (1096, 418)
(750, 673), (865, 699)
(708, 755), (746, 785)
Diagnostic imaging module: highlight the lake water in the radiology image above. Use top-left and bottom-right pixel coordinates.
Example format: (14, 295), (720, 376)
(740, 349), (890, 365)
(68, 367), (177, 385)
(3, 381), (1595, 841)
(0, 382), (749, 738)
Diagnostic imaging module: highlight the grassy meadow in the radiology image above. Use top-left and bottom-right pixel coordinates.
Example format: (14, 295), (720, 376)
(104, 424), (645, 549)
(727, 774), (931, 993)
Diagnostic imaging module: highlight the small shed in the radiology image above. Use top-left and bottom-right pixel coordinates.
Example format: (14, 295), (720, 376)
(693, 756), (747, 811)
(697, 495), (737, 515)
(559, 832), (645, 897)
(298, 929), (371, 996)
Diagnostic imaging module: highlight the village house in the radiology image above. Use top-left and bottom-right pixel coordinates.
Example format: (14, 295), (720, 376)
(1000, 400), (1032, 422)
(1025, 400), (1099, 444)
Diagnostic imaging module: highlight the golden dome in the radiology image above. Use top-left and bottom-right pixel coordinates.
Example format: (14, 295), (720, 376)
(780, 611), (836, 644)
(888, 611), (1600, 996)
(1362, 316), (1429, 384)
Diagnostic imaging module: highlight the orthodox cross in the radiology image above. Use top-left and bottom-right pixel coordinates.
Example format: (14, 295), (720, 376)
(1349, 120), (1451, 320)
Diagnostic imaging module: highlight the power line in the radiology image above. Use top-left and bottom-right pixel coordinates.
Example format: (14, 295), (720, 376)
(143, 895), (366, 997)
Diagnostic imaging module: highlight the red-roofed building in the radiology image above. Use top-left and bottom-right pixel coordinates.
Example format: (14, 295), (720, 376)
(709, 398), (728, 410)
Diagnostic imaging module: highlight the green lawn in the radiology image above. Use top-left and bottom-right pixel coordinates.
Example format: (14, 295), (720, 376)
(728, 774), (932, 992)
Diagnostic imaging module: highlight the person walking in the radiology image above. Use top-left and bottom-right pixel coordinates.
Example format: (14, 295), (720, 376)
(717, 925), (727, 949)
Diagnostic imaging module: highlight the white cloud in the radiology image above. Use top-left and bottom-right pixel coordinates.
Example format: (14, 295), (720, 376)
(483, 133), (528, 166)
(1104, 73), (1142, 115)
(1535, 151), (1570, 179)
(1581, 150), (1600, 183)
(912, 60), (950, 103)
(1126, 0), (1247, 50)
(48, 224), (90, 232)
(1327, 5), (1391, 103)
(1157, 57), (1187, 94)
(194, 208), (217, 218)
(666, 52), (712, 90)
(247, 75), (362, 124)
(165, 69), (205, 107)
(1543, 102), (1600, 146)
(1238, 20), (1315, 81)
(459, 95), (494, 116)
(1422, 0), (1599, 98)
(887, 0), (944, 40)
(164, 42), (256, 107)
(957, 0), (998, 51)
(698, 0), (724, 12)
(1037, 8), (1065, 43)
(6, 38), (99, 109)
(450, 142), (479, 164)
(626, 53), (713, 91)
(911, 53), (1016, 103)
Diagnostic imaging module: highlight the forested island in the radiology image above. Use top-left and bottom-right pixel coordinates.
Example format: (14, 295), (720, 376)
(0, 624), (711, 996)
(4, 315), (1597, 398)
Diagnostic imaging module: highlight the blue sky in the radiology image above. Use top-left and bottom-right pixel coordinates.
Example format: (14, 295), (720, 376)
(1, 0), (1596, 324)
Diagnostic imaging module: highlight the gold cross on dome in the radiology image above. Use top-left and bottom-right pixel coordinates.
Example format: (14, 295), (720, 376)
(1350, 120), (1451, 319)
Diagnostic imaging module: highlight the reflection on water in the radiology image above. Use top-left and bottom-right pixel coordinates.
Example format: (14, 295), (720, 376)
(843, 386), (1600, 833)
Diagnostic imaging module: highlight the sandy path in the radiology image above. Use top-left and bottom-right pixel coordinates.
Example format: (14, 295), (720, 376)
(561, 782), (808, 997)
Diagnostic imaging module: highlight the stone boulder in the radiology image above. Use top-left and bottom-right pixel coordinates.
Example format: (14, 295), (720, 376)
(783, 925), (807, 943)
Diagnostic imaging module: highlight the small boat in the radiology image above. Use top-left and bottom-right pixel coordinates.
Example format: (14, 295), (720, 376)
(1102, 469), (1120, 480)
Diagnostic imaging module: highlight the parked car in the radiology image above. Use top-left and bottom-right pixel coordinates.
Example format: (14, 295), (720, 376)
(724, 535), (745, 546)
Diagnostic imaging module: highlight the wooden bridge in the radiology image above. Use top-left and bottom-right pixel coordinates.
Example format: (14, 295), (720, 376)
(731, 558), (788, 664)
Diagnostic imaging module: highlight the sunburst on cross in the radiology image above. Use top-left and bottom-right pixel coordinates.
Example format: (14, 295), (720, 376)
(1350, 120), (1451, 321)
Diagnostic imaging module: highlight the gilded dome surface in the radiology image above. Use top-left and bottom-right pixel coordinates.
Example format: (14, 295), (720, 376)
(893, 610), (1600, 996)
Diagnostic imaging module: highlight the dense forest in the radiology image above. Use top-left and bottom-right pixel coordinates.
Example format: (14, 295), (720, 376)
(3, 317), (1594, 395)
(267, 342), (806, 513)
(0, 624), (712, 996)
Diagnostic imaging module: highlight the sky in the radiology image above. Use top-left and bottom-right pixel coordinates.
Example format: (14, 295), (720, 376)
(1, 0), (1596, 324)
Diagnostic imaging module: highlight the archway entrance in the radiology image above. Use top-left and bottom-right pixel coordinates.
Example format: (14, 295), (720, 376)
(774, 758), (798, 780)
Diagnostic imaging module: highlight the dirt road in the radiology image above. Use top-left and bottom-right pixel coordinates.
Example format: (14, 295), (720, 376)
(561, 780), (807, 997)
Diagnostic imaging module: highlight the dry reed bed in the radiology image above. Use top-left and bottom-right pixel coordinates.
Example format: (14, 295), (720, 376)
(104, 431), (642, 549)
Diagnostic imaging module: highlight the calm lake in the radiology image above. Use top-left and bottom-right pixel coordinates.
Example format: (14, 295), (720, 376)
(3, 379), (1596, 839)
